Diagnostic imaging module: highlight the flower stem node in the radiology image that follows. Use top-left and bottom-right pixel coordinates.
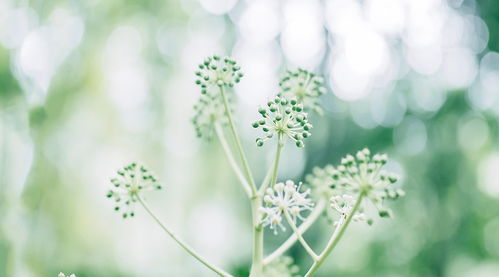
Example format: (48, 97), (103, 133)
(260, 180), (314, 234)
(106, 162), (162, 218)
(278, 68), (327, 114)
(252, 96), (312, 147)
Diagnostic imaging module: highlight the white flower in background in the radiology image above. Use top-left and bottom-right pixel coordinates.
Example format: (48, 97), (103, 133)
(327, 148), (404, 219)
(58, 273), (76, 277)
(260, 180), (314, 234)
(330, 194), (367, 226)
(263, 256), (300, 277)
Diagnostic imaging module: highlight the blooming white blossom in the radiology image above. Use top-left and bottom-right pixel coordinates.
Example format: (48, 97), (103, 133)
(330, 194), (367, 226)
(263, 256), (300, 277)
(58, 273), (76, 277)
(260, 180), (314, 234)
(329, 148), (404, 218)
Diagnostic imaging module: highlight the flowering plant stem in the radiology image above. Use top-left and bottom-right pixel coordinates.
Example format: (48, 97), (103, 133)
(137, 195), (232, 277)
(264, 197), (327, 265)
(214, 123), (252, 196)
(304, 193), (365, 277)
(218, 85), (257, 196)
(270, 134), (283, 189)
(284, 211), (318, 261)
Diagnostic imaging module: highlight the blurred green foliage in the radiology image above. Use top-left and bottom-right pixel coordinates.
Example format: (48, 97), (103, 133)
(1, 0), (499, 276)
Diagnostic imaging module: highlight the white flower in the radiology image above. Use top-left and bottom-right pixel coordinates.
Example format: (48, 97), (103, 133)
(263, 256), (300, 277)
(330, 194), (366, 226)
(327, 148), (404, 219)
(260, 180), (314, 234)
(58, 273), (76, 277)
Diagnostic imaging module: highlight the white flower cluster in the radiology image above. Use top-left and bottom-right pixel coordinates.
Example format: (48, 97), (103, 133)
(306, 148), (404, 223)
(263, 256), (300, 277)
(58, 273), (75, 277)
(106, 162), (162, 218)
(330, 194), (367, 226)
(192, 55), (242, 139)
(260, 180), (314, 234)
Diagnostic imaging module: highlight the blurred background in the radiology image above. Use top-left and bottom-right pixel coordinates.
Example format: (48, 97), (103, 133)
(1, 0), (499, 276)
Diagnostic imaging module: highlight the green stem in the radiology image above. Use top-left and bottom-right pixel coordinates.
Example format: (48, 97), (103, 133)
(268, 134), (284, 190)
(284, 211), (318, 261)
(304, 193), (365, 277)
(137, 196), (233, 277)
(264, 198), (326, 265)
(249, 197), (264, 277)
(218, 85), (257, 196)
(215, 123), (252, 196)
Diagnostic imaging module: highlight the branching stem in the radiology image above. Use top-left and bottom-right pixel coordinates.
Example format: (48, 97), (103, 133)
(215, 123), (252, 196)
(264, 198), (327, 265)
(137, 196), (232, 277)
(284, 211), (318, 261)
(218, 85), (257, 196)
(304, 193), (365, 277)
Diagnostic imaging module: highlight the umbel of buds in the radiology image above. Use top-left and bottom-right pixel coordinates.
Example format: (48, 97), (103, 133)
(192, 93), (228, 138)
(195, 55), (244, 93)
(327, 148), (404, 219)
(278, 68), (326, 114)
(260, 180), (314, 234)
(252, 96), (312, 148)
(106, 162), (162, 218)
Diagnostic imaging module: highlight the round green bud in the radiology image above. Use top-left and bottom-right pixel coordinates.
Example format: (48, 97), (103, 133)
(296, 140), (304, 147)
(256, 138), (264, 147)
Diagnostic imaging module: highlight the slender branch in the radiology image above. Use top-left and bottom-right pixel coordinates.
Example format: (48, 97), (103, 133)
(304, 193), (365, 277)
(249, 199), (264, 277)
(258, 164), (274, 195)
(260, 134), (283, 194)
(137, 196), (233, 277)
(218, 85), (257, 196)
(264, 198), (326, 265)
(215, 123), (252, 196)
(284, 211), (318, 261)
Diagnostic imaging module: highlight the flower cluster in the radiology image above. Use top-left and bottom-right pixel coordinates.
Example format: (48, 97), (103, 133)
(192, 93), (228, 138)
(195, 55), (243, 92)
(278, 68), (326, 114)
(106, 162), (162, 218)
(305, 164), (337, 199)
(263, 256), (300, 277)
(330, 194), (367, 226)
(252, 96), (312, 147)
(327, 148), (404, 219)
(260, 180), (314, 234)
(58, 273), (75, 277)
